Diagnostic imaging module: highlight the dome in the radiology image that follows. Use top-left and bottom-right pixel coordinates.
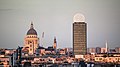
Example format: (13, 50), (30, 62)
(27, 22), (37, 35)
(27, 28), (37, 35)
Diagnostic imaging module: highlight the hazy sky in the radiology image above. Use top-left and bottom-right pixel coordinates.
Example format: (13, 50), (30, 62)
(0, 0), (120, 49)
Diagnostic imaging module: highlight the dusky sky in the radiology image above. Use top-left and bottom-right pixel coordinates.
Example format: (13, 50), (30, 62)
(0, 0), (120, 49)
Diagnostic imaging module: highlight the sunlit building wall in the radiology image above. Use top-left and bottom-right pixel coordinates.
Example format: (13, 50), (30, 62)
(23, 22), (39, 55)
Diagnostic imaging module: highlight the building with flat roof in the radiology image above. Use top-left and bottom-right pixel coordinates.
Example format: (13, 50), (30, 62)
(73, 13), (87, 55)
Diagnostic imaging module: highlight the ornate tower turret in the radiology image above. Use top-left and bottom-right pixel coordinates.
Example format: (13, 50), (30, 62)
(53, 37), (57, 49)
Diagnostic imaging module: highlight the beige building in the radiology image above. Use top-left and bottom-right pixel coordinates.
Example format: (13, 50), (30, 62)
(23, 22), (39, 55)
(84, 54), (95, 62)
(5, 49), (15, 55)
(115, 47), (120, 53)
(101, 48), (107, 53)
(95, 53), (120, 63)
(87, 48), (96, 54)
(0, 55), (11, 67)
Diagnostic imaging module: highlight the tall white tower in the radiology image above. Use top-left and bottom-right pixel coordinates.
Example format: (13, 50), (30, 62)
(105, 41), (108, 53)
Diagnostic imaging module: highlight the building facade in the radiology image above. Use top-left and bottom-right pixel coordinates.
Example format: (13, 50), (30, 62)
(101, 48), (107, 53)
(88, 48), (96, 54)
(23, 22), (39, 55)
(73, 14), (87, 55)
(115, 47), (120, 53)
(95, 53), (120, 63)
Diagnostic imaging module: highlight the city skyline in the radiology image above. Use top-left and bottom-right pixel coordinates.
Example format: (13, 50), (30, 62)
(0, 0), (120, 49)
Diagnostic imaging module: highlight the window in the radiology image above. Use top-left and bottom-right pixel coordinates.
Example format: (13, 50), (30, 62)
(99, 58), (102, 60)
(96, 58), (98, 60)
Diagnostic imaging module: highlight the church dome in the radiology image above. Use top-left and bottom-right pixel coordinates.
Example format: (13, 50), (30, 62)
(27, 28), (37, 35)
(27, 22), (37, 35)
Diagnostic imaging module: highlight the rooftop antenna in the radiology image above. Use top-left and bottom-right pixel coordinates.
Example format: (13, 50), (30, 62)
(106, 40), (108, 53)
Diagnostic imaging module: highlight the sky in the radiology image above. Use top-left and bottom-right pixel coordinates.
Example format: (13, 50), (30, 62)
(0, 0), (120, 49)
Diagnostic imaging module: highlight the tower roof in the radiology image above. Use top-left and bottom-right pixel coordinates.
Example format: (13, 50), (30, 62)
(27, 22), (37, 35)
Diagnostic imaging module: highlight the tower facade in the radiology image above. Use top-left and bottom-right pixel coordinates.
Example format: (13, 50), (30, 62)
(24, 22), (39, 55)
(53, 37), (57, 49)
(73, 13), (87, 55)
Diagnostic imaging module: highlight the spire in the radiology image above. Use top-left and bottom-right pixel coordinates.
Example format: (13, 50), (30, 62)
(106, 40), (108, 53)
(30, 21), (34, 29)
(53, 36), (57, 49)
(54, 36), (56, 43)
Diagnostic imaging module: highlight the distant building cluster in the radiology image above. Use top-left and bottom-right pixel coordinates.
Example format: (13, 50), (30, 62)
(87, 47), (120, 54)
(0, 13), (120, 67)
(0, 22), (73, 67)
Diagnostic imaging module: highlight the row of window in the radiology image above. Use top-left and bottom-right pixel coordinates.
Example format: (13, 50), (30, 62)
(25, 40), (38, 44)
(27, 36), (37, 38)
(96, 57), (120, 61)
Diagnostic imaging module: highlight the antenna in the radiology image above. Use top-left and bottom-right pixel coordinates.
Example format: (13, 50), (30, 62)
(106, 40), (108, 53)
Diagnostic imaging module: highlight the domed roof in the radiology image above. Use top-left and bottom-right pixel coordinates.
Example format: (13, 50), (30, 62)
(27, 22), (37, 35)
(27, 28), (37, 35)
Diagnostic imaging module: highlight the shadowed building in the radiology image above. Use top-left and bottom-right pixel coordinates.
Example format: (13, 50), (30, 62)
(23, 22), (39, 55)
(73, 13), (87, 55)
(96, 47), (101, 54)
